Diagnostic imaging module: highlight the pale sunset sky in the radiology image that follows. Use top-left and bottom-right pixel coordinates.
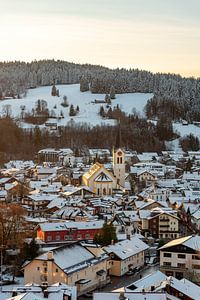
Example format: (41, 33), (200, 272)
(0, 0), (200, 77)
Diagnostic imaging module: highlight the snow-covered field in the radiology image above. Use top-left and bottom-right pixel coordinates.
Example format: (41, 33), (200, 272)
(0, 84), (153, 127)
(173, 122), (200, 139)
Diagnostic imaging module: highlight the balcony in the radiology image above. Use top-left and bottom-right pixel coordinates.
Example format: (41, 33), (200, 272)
(160, 265), (187, 271)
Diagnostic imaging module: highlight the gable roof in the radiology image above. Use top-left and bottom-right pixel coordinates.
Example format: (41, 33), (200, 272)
(34, 243), (108, 275)
(104, 237), (149, 260)
(159, 235), (200, 251)
(38, 220), (104, 232)
(159, 276), (200, 300)
(38, 244), (93, 271)
(82, 162), (102, 180)
(7, 292), (43, 300)
(126, 270), (167, 292)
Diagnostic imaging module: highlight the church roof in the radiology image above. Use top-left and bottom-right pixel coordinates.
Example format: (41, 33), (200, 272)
(83, 162), (102, 179)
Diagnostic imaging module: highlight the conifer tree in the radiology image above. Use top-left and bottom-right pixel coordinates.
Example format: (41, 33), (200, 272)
(51, 84), (57, 96)
(110, 85), (116, 99)
(69, 104), (76, 116)
(99, 106), (105, 118)
(105, 94), (111, 104)
(80, 76), (89, 92)
(93, 222), (117, 246)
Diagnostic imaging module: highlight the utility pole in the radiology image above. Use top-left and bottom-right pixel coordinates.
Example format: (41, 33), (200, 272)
(0, 245), (3, 289)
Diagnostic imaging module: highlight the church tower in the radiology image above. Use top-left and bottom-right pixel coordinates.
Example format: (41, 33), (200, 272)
(113, 122), (125, 187)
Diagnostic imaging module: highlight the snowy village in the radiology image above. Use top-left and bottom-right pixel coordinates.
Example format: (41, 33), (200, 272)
(1, 1), (200, 300)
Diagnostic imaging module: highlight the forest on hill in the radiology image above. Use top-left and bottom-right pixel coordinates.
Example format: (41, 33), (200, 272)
(0, 115), (165, 165)
(0, 60), (200, 122)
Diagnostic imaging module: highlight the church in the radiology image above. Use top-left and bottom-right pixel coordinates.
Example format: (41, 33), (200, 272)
(82, 125), (126, 196)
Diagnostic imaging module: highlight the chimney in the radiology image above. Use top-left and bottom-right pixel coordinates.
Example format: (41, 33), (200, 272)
(127, 234), (131, 240)
(43, 289), (49, 298)
(119, 292), (126, 300)
(63, 293), (72, 300)
(47, 251), (54, 261)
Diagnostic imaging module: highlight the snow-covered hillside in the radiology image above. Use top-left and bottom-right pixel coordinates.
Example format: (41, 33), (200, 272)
(0, 84), (153, 127)
(173, 122), (200, 140)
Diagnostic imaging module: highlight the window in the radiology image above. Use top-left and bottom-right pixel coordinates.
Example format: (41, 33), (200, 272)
(56, 235), (60, 241)
(166, 271), (173, 276)
(178, 254), (185, 259)
(56, 268), (58, 273)
(163, 262), (171, 266)
(85, 234), (90, 239)
(37, 267), (40, 271)
(77, 234), (82, 239)
(177, 263), (186, 268)
(192, 264), (200, 269)
(163, 253), (171, 258)
(44, 267), (47, 272)
(47, 235), (52, 241)
(192, 255), (200, 260)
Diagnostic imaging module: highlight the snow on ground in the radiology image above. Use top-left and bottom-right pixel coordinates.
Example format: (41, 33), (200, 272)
(0, 84), (153, 127)
(173, 122), (200, 139)
(165, 138), (183, 153)
(166, 123), (200, 152)
(149, 120), (200, 152)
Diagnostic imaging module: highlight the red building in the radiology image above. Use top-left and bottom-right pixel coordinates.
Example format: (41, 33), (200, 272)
(37, 220), (104, 243)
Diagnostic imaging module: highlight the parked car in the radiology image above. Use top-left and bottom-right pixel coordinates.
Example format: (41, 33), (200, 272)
(147, 256), (158, 265)
(83, 292), (93, 298)
(126, 270), (134, 276)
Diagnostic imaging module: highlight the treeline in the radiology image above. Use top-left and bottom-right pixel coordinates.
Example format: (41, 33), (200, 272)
(0, 60), (200, 122)
(0, 116), (164, 165)
(180, 134), (200, 152)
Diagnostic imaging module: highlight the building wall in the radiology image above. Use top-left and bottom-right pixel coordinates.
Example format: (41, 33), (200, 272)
(109, 251), (144, 277)
(94, 182), (113, 196)
(37, 227), (102, 243)
(138, 172), (156, 182)
(160, 250), (200, 279)
(24, 258), (109, 295)
(159, 215), (179, 239)
(24, 259), (67, 285)
(82, 165), (116, 195)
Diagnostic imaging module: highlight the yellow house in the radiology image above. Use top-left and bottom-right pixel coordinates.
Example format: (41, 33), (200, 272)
(82, 162), (117, 195)
(104, 237), (149, 276)
(22, 243), (110, 296)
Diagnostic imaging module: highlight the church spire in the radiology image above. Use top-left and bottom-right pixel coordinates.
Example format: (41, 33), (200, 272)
(115, 119), (121, 149)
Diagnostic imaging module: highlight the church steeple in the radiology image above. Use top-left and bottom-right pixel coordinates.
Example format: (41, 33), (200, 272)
(115, 120), (122, 149)
(113, 120), (125, 187)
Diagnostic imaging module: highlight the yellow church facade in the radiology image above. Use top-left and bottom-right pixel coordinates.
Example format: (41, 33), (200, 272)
(82, 162), (117, 196)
